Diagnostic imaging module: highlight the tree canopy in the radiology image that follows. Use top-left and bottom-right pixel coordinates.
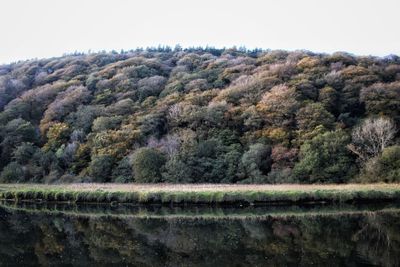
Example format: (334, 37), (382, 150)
(0, 47), (399, 183)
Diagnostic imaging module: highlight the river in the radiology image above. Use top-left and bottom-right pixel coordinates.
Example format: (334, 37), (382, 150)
(0, 202), (399, 266)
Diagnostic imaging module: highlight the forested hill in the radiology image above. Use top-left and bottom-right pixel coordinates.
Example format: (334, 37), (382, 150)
(0, 47), (399, 184)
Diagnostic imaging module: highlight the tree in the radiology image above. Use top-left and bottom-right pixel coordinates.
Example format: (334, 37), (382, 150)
(348, 117), (396, 161)
(88, 155), (114, 182)
(0, 76), (27, 110)
(359, 145), (400, 183)
(92, 116), (122, 132)
(271, 145), (298, 170)
(112, 157), (133, 183)
(360, 82), (400, 121)
(0, 119), (38, 168)
(13, 143), (37, 164)
(139, 113), (167, 139)
(377, 146), (400, 182)
(293, 130), (356, 183)
(318, 86), (338, 113)
(44, 123), (71, 151)
(240, 143), (272, 183)
(162, 156), (194, 183)
(296, 103), (335, 132)
(66, 105), (104, 133)
(1, 118), (37, 145)
(147, 134), (180, 158)
(137, 76), (167, 101)
(257, 85), (299, 127)
(40, 85), (91, 133)
(0, 162), (25, 183)
(132, 148), (166, 183)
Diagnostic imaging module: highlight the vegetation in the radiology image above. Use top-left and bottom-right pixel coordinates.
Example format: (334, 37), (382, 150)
(0, 47), (399, 183)
(1, 183), (400, 205)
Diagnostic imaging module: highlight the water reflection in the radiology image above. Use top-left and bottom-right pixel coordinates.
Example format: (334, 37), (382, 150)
(0, 202), (399, 266)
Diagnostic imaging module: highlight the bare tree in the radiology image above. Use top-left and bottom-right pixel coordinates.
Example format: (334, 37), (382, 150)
(147, 134), (180, 158)
(348, 117), (396, 161)
(167, 103), (185, 127)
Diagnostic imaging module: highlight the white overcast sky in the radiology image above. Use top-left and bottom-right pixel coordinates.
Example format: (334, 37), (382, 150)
(0, 0), (399, 63)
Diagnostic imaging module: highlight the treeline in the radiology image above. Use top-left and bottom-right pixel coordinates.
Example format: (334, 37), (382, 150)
(0, 47), (399, 183)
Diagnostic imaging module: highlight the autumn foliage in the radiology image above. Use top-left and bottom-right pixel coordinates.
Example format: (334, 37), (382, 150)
(0, 47), (399, 183)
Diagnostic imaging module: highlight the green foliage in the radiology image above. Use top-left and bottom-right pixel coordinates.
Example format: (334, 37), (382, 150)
(359, 146), (400, 182)
(13, 143), (38, 164)
(88, 155), (114, 182)
(318, 86), (338, 112)
(132, 148), (166, 183)
(296, 103), (335, 132)
(0, 119), (38, 168)
(293, 130), (356, 183)
(379, 146), (400, 181)
(92, 116), (123, 132)
(360, 82), (400, 121)
(0, 162), (25, 183)
(139, 113), (167, 139)
(240, 143), (272, 183)
(44, 123), (71, 151)
(66, 105), (104, 133)
(112, 157), (133, 183)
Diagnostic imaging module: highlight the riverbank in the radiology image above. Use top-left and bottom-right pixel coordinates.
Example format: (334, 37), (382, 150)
(1, 183), (400, 205)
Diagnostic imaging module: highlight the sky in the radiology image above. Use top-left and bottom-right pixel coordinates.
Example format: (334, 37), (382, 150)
(0, 0), (399, 63)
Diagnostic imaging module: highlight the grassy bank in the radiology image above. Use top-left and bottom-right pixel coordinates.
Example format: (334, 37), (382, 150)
(1, 183), (400, 205)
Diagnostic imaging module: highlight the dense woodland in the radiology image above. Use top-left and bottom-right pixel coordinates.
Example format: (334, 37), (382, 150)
(0, 47), (399, 183)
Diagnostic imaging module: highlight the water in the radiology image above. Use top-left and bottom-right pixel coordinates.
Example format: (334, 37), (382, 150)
(0, 202), (400, 267)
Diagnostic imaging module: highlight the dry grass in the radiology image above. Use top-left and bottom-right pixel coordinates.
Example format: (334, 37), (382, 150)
(1, 183), (399, 193)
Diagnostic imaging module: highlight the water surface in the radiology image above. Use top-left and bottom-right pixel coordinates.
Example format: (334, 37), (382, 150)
(0, 202), (399, 266)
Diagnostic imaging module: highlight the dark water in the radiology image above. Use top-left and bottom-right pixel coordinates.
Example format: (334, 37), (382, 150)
(0, 202), (400, 267)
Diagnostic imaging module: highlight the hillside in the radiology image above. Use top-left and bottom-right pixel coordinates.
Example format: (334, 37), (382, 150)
(0, 47), (399, 184)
